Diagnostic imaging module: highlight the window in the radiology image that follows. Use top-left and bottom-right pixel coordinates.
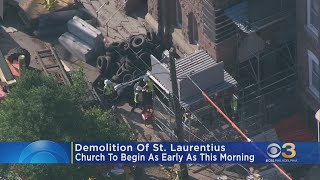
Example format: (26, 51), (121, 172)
(176, 0), (182, 27)
(188, 13), (198, 44)
(308, 0), (320, 36)
(308, 50), (320, 97)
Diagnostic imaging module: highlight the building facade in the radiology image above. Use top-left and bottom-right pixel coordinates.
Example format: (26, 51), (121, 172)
(297, 0), (320, 128)
(144, 0), (300, 138)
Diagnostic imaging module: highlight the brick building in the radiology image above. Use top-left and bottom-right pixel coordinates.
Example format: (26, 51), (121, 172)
(114, 0), (314, 140)
(297, 0), (320, 130)
(143, 0), (300, 138)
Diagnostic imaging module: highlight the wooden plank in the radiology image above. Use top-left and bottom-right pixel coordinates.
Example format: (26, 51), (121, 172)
(49, 45), (71, 85)
(35, 45), (71, 85)
(45, 64), (59, 69)
(35, 51), (49, 75)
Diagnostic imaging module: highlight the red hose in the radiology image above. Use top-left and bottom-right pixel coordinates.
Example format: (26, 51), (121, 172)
(201, 91), (292, 180)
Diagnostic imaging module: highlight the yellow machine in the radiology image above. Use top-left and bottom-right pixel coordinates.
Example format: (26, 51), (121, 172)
(41, 0), (56, 10)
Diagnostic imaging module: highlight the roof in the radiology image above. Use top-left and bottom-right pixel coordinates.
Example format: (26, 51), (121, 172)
(224, 1), (254, 33)
(150, 50), (237, 108)
(224, 0), (293, 34)
(180, 71), (237, 108)
(0, 50), (15, 85)
(176, 50), (220, 78)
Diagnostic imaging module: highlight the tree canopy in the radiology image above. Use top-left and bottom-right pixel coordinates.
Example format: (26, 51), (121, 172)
(0, 69), (134, 179)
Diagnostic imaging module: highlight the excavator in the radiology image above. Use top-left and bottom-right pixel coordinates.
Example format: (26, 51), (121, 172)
(0, 47), (30, 101)
(1, 0), (57, 19)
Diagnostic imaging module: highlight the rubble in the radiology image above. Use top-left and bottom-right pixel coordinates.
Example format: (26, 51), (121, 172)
(34, 8), (92, 37)
(92, 31), (163, 103)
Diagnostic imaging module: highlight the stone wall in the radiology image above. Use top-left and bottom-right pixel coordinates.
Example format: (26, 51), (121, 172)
(147, 0), (159, 21)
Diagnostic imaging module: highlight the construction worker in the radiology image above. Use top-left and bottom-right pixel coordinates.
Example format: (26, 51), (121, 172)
(142, 76), (153, 109)
(104, 79), (114, 103)
(131, 86), (143, 112)
(143, 76), (153, 93)
(41, 0), (56, 10)
(183, 113), (191, 123)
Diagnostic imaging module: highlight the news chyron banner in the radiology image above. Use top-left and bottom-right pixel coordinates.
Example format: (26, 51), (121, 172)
(0, 140), (320, 164)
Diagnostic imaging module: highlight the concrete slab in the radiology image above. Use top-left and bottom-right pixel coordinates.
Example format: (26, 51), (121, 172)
(67, 16), (103, 49)
(59, 32), (95, 62)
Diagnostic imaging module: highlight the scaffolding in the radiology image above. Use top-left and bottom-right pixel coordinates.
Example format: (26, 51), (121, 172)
(234, 29), (297, 137)
(151, 71), (281, 179)
(152, 76), (241, 143)
(149, 0), (297, 179)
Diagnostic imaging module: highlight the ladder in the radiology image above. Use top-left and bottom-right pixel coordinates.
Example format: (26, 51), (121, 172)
(35, 45), (71, 85)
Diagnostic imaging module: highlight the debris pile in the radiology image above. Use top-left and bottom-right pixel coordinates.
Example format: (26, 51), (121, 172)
(93, 31), (164, 101)
(34, 8), (92, 37)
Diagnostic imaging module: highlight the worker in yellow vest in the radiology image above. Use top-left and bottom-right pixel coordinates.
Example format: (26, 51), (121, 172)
(131, 86), (143, 112)
(104, 79), (114, 103)
(143, 76), (153, 93)
(42, 0), (56, 10)
(143, 76), (153, 109)
(88, 176), (95, 180)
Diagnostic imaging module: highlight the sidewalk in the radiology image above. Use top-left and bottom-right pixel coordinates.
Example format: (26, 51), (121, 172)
(115, 103), (171, 179)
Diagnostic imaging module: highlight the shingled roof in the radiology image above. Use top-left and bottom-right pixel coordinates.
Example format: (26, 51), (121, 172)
(150, 50), (237, 108)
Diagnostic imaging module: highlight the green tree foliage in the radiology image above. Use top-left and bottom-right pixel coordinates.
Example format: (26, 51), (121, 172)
(0, 69), (134, 179)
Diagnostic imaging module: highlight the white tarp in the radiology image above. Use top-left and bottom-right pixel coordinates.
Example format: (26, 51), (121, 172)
(0, 0), (3, 21)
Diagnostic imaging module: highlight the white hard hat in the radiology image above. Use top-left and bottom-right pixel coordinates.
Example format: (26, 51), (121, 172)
(136, 86), (142, 91)
(104, 79), (111, 84)
(143, 76), (149, 82)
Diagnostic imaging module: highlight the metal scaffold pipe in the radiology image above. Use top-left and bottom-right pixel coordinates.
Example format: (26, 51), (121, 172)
(175, 63), (293, 180)
(201, 90), (292, 180)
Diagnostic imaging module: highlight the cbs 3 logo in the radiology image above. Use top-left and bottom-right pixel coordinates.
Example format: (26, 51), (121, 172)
(19, 140), (69, 163)
(267, 143), (296, 159)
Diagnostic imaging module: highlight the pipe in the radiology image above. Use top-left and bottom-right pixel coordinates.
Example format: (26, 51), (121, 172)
(201, 91), (292, 180)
